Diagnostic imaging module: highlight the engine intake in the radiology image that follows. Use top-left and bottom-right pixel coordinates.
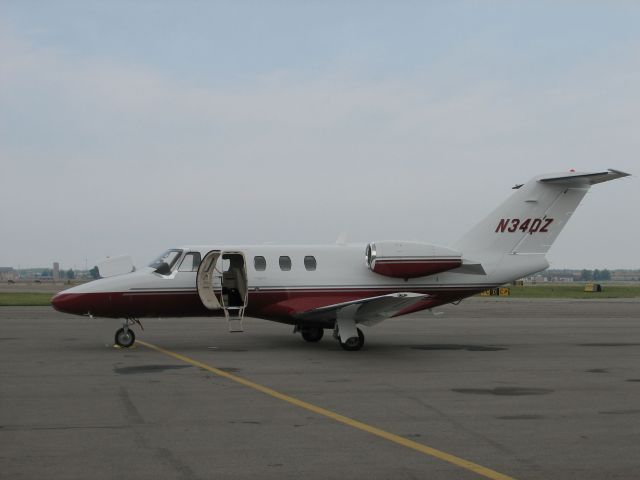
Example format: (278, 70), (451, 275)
(366, 241), (462, 279)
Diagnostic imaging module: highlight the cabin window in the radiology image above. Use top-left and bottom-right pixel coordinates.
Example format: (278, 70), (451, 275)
(254, 256), (266, 271)
(279, 256), (291, 271)
(304, 256), (317, 271)
(178, 252), (201, 272)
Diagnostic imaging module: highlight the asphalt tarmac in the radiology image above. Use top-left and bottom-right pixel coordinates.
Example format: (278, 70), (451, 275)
(1, 299), (639, 479)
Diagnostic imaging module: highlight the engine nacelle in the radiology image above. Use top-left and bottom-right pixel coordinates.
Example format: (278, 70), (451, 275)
(365, 241), (462, 279)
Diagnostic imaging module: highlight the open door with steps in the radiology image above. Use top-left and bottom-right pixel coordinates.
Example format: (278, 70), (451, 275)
(196, 250), (248, 332)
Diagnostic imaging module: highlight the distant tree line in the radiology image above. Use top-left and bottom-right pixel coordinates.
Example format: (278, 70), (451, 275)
(580, 269), (611, 281)
(535, 268), (617, 281)
(40, 268), (76, 279)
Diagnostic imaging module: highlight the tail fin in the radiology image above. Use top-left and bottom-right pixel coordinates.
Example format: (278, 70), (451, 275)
(453, 169), (630, 267)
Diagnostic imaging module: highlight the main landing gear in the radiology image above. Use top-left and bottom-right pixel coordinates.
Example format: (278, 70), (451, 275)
(296, 324), (366, 351)
(300, 327), (324, 343)
(114, 318), (142, 348)
(334, 306), (365, 351)
(337, 328), (365, 351)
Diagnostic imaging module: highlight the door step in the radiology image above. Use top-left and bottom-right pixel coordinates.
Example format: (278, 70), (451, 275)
(225, 307), (244, 333)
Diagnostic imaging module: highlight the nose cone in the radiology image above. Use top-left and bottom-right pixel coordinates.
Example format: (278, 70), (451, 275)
(51, 291), (86, 315)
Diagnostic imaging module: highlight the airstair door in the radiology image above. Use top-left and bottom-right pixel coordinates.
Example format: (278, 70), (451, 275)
(196, 250), (248, 332)
(220, 252), (248, 333)
(197, 250), (222, 310)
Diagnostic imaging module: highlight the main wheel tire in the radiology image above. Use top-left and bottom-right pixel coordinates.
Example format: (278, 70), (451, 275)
(115, 327), (135, 348)
(339, 328), (365, 351)
(301, 327), (324, 343)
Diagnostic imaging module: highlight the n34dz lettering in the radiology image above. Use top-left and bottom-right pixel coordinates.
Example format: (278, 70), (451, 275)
(495, 218), (554, 234)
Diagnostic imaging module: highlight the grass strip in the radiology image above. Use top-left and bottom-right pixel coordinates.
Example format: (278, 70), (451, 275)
(0, 292), (54, 306)
(493, 285), (640, 299)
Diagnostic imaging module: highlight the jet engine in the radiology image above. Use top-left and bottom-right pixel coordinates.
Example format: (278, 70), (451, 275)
(365, 241), (462, 279)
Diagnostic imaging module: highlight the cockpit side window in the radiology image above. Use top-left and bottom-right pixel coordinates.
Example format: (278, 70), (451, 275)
(178, 252), (202, 272)
(149, 249), (183, 272)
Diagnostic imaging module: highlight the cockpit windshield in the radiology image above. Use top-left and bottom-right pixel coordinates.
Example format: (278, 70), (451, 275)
(148, 249), (183, 271)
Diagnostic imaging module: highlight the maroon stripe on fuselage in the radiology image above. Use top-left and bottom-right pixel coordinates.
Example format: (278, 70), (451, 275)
(51, 287), (489, 323)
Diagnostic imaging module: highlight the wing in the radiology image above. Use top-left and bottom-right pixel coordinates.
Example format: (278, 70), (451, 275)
(294, 292), (428, 327)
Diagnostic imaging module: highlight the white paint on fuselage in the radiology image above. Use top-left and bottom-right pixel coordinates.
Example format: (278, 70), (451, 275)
(65, 243), (548, 296)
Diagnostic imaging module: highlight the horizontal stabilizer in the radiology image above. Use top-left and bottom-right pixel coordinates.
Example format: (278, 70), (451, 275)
(539, 169), (630, 185)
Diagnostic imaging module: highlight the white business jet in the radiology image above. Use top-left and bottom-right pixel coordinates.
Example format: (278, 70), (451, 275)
(52, 169), (629, 351)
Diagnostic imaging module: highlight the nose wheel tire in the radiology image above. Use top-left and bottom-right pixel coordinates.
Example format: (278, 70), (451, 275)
(115, 327), (136, 348)
(301, 327), (324, 343)
(339, 328), (365, 351)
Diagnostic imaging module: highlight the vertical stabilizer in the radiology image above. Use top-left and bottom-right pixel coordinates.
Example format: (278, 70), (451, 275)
(453, 169), (629, 273)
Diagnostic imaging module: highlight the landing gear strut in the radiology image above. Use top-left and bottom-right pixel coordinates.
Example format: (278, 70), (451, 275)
(114, 318), (141, 348)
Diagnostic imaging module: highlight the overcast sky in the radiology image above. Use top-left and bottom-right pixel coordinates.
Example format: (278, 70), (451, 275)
(1, 1), (638, 270)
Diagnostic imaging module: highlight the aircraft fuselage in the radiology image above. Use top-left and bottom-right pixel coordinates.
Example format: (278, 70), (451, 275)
(52, 244), (498, 325)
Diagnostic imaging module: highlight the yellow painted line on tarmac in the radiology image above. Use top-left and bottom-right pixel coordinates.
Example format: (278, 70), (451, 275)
(138, 340), (515, 480)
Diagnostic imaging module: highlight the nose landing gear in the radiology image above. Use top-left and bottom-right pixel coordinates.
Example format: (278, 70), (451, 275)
(114, 318), (142, 348)
(115, 327), (135, 348)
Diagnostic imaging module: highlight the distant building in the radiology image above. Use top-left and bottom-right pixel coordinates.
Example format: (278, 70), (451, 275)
(552, 276), (574, 282)
(523, 274), (548, 283)
(0, 267), (17, 281)
(53, 262), (60, 282)
(611, 270), (640, 282)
